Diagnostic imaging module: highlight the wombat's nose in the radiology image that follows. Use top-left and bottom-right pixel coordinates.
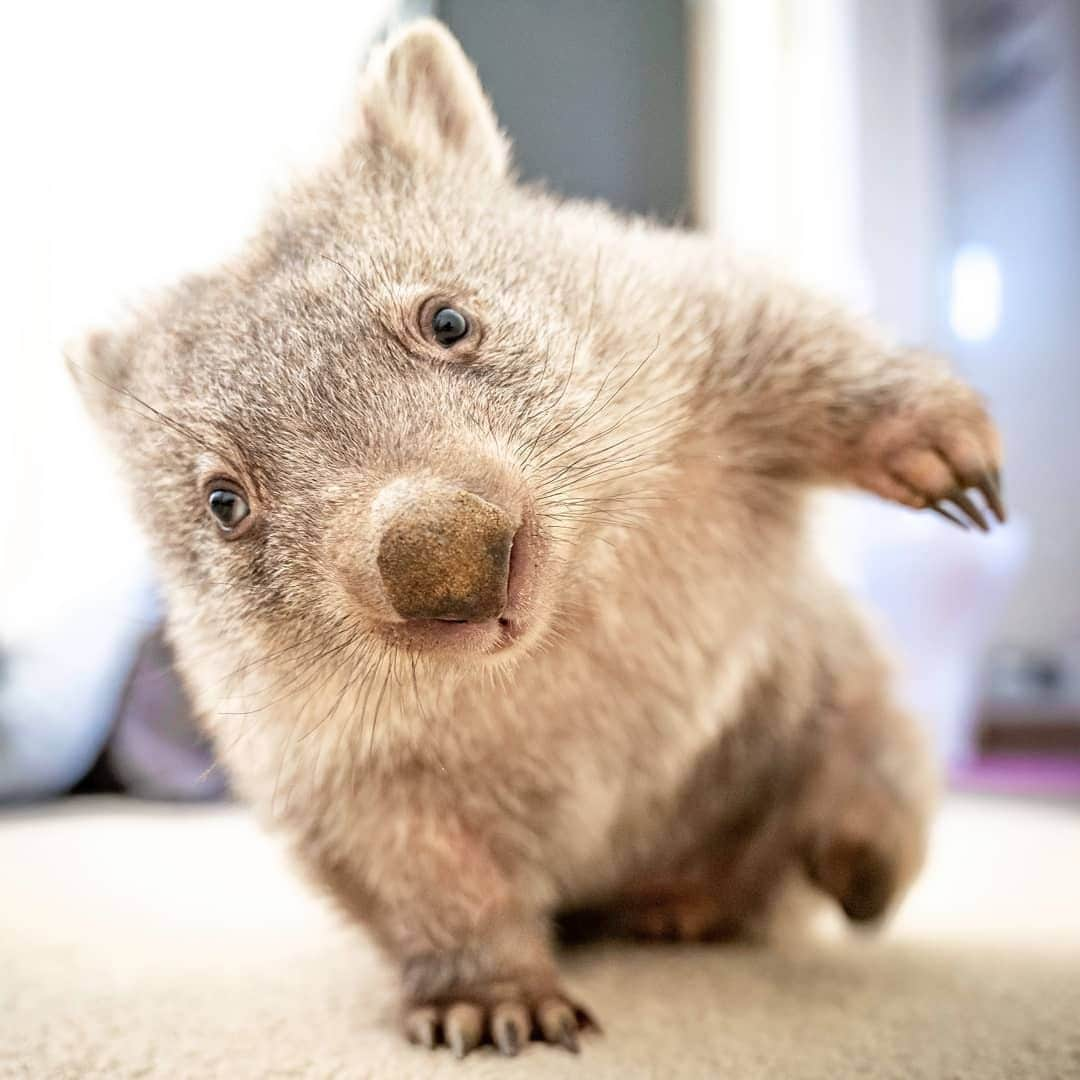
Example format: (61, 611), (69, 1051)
(376, 488), (517, 622)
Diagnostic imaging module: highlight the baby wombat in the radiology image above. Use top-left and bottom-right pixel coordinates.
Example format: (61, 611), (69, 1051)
(72, 19), (1005, 1058)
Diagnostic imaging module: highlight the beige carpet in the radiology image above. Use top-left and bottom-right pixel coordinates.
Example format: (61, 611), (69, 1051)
(2, 795), (1078, 1079)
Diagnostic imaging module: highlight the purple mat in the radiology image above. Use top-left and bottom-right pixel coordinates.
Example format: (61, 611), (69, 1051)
(951, 754), (1080, 800)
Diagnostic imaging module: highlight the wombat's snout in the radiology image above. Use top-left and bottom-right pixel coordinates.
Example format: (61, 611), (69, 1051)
(376, 487), (517, 622)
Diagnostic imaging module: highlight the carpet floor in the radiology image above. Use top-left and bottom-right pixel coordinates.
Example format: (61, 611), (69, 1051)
(2, 794), (1078, 1079)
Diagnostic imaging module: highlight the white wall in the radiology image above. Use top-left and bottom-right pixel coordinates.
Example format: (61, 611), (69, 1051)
(853, 0), (944, 344)
(854, 1), (1080, 662)
(941, 0), (1080, 656)
(691, 0), (865, 299)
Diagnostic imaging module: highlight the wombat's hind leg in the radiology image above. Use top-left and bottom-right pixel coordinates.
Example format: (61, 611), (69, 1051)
(798, 700), (936, 925)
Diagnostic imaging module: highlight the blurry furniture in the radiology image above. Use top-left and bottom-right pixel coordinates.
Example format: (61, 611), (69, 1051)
(0, 580), (219, 804)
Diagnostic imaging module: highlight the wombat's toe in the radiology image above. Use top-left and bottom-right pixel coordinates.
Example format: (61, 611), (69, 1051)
(402, 989), (594, 1057)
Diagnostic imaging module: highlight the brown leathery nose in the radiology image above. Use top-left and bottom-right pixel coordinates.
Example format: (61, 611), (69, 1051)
(377, 489), (517, 622)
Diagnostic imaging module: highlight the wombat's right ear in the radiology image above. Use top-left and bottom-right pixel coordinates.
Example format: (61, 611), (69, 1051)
(65, 328), (131, 429)
(355, 18), (509, 178)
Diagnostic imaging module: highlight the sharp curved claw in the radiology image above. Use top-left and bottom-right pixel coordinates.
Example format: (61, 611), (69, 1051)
(492, 1004), (528, 1057)
(404, 1008), (439, 1050)
(981, 469), (1007, 524)
(445, 1004), (483, 1059)
(557, 1016), (580, 1054)
(929, 502), (969, 530)
(947, 489), (990, 532)
(494, 1023), (521, 1057)
(538, 998), (584, 1052)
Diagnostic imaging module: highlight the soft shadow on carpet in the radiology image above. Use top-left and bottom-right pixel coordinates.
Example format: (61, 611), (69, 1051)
(2, 796), (1078, 1079)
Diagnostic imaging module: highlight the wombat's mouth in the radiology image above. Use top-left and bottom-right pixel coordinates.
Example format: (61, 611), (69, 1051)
(400, 613), (525, 652)
(382, 609), (525, 657)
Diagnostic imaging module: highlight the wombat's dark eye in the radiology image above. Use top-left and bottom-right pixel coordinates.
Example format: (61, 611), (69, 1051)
(431, 306), (469, 347)
(208, 488), (251, 534)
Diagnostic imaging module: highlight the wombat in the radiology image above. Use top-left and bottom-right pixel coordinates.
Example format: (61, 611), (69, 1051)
(72, 19), (1005, 1058)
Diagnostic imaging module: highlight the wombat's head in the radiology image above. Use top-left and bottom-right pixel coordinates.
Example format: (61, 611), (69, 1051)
(72, 20), (672, 676)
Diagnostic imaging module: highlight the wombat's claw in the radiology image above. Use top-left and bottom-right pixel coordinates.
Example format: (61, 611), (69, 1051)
(924, 467), (1005, 532)
(928, 502), (969, 530)
(861, 395), (1005, 530)
(404, 1006), (439, 1049)
(983, 467), (1007, 523)
(538, 997), (590, 1053)
(404, 993), (593, 1057)
(878, 440), (1006, 531)
(445, 1003), (484, 1058)
(943, 486), (990, 532)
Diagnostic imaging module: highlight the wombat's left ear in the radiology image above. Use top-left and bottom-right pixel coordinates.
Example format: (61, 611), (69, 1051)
(356, 18), (509, 177)
(65, 328), (131, 430)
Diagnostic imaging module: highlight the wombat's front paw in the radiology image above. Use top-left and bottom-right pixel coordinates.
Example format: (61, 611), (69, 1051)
(852, 386), (1005, 531)
(403, 984), (594, 1058)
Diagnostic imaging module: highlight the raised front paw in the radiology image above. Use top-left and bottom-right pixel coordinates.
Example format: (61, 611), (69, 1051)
(853, 384), (1006, 531)
(403, 985), (594, 1058)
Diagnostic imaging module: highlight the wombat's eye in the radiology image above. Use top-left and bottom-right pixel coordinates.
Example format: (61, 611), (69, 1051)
(431, 306), (469, 347)
(416, 298), (479, 353)
(207, 486), (252, 536)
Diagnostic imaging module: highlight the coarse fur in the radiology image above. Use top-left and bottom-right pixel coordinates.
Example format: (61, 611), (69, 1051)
(72, 20), (1004, 1057)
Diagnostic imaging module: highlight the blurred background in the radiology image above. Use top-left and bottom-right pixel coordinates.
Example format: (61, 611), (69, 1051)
(2, 0), (1077, 803)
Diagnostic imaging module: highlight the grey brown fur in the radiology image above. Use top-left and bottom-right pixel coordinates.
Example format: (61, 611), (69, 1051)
(72, 20), (1005, 1058)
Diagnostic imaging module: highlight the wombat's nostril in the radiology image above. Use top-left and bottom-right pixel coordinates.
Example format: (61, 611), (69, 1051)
(376, 488), (517, 622)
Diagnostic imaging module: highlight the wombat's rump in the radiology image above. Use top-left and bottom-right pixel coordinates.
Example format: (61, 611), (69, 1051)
(72, 19), (1004, 1058)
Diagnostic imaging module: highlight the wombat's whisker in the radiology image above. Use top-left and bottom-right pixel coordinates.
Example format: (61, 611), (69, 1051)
(216, 633), (361, 719)
(70, 362), (234, 461)
(533, 336), (664, 464)
(303, 637), (381, 794)
(211, 623), (359, 707)
(210, 624), (355, 692)
(362, 644), (394, 760)
(516, 340), (631, 467)
(320, 253), (381, 308)
(297, 632), (374, 741)
(529, 387), (682, 487)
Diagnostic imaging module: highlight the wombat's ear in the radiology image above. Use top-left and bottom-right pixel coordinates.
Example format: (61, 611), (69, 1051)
(356, 18), (509, 177)
(66, 328), (132, 430)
